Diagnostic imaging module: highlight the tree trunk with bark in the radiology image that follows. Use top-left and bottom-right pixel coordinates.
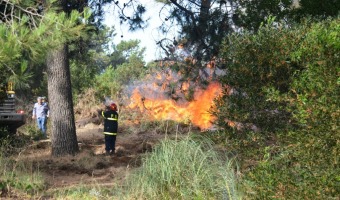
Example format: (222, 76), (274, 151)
(46, 44), (79, 156)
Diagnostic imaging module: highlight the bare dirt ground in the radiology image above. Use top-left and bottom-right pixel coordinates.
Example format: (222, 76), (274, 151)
(14, 122), (169, 193)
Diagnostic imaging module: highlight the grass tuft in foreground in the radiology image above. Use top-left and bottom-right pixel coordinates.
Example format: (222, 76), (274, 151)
(120, 136), (241, 199)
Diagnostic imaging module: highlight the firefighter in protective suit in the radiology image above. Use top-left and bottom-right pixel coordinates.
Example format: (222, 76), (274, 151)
(99, 103), (118, 156)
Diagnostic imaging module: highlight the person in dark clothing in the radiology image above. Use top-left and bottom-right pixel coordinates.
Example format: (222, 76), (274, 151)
(98, 103), (118, 156)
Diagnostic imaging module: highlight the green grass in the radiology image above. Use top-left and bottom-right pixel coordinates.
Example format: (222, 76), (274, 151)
(0, 137), (46, 198)
(52, 184), (115, 200)
(120, 135), (241, 200)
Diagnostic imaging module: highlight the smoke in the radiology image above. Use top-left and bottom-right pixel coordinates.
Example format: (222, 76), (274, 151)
(122, 68), (189, 106)
(103, 96), (115, 106)
(121, 64), (226, 108)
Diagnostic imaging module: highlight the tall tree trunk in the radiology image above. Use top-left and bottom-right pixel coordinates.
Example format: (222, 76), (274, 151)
(46, 44), (79, 156)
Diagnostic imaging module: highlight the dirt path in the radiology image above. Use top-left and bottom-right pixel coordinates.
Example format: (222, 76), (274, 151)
(16, 123), (166, 191)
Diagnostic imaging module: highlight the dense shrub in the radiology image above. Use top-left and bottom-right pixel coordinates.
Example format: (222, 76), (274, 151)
(215, 17), (340, 199)
(95, 54), (146, 98)
(216, 17), (307, 133)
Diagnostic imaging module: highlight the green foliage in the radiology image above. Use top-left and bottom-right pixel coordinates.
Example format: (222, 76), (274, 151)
(106, 39), (146, 69)
(287, 18), (339, 128)
(53, 185), (113, 199)
(217, 18), (305, 132)
(95, 40), (146, 98)
(235, 0), (293, 31)
(0, 126), (10, 139)
(69, 26), (116, 97)
(215, 17), (340, 199)
(95, 65), (122, 98)
(8, 60), (33, 90)
(0, 1), (90, 89)
(122, 136), (240, 199)
(115, 40), (146, 59)
(293, 0), (340, 21)
(0, 171), (45, 195)
(70, 60), (101, 97)
(243, 130), (339, 199)
(234, 0), (340, 31)
(24, 124), (45, 141)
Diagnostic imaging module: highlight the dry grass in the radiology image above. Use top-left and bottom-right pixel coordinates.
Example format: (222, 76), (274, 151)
(74, 88), (102, 119)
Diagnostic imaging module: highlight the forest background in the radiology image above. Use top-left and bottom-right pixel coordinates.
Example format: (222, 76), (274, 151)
(0, 0), (339, 199)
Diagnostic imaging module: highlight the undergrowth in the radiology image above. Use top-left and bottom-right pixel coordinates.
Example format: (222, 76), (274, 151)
(0, 135), (46, 198)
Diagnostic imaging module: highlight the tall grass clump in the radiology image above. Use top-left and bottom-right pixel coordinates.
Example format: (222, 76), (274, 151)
(121, 136), (240, 199)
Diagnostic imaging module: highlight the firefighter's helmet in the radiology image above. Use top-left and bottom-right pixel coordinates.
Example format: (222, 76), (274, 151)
(110, 103), (117, 111)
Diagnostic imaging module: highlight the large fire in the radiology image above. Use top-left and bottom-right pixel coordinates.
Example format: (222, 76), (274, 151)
(128, 82), (222, 129)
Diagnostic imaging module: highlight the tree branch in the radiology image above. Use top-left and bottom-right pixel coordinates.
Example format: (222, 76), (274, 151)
(168, 0), (196, 21)
(0, 0), (43, 28)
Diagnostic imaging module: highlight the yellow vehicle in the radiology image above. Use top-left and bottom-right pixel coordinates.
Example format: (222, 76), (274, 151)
(0, 82), (25, 133)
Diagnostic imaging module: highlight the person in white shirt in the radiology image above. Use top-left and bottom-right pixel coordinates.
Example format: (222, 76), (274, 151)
(32, 96), (49, 138)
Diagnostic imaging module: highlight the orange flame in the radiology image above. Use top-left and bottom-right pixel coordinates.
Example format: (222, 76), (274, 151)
(128, 82), (222, 129)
